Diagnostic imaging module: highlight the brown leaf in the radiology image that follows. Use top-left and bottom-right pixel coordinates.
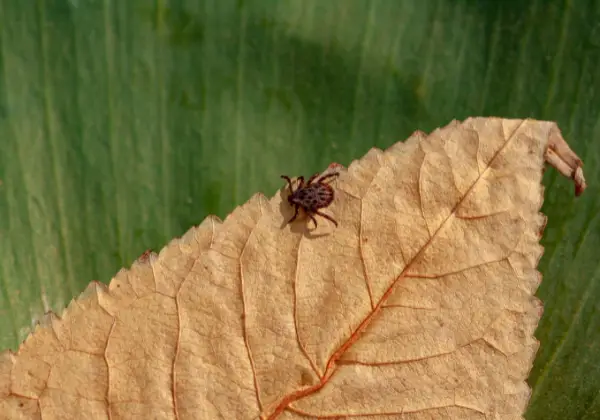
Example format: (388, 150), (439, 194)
(0, 118), (587, 420)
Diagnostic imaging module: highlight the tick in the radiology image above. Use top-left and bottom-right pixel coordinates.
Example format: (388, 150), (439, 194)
(281, 171), (339, 228)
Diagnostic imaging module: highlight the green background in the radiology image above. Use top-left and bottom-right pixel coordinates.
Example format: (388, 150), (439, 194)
(0, 1), (598, 418)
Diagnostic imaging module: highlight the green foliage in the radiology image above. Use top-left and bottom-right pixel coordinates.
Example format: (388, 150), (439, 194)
(0, 1), (598, 418)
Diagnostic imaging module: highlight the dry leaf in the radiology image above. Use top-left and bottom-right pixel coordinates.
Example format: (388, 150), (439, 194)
(0, 118), (587, 420)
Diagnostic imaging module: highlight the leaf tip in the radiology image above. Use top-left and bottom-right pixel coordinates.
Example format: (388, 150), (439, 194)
(545, 124), (587, 196)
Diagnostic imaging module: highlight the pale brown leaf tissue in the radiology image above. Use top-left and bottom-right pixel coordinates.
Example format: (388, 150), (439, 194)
(0, 118), (587, 420)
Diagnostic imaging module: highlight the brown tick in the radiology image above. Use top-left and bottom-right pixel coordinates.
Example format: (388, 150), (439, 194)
(281, 171), (339, 228)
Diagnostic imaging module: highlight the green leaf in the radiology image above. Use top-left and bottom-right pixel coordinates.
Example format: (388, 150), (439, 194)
(0, 1), (598, 419)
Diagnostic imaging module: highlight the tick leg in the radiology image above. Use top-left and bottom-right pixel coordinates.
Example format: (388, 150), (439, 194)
(287, 205), (299, 225)
(314, 210), (338, 227)
(296, 176), (305, 189)
(280, 175), (295, 193)
(306, 173), (320, 185)
(309, 214), (319, 229)
(318, 172), (340, 184)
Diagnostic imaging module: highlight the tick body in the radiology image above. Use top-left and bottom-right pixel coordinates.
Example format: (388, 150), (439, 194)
(281, 171), (339, 228)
